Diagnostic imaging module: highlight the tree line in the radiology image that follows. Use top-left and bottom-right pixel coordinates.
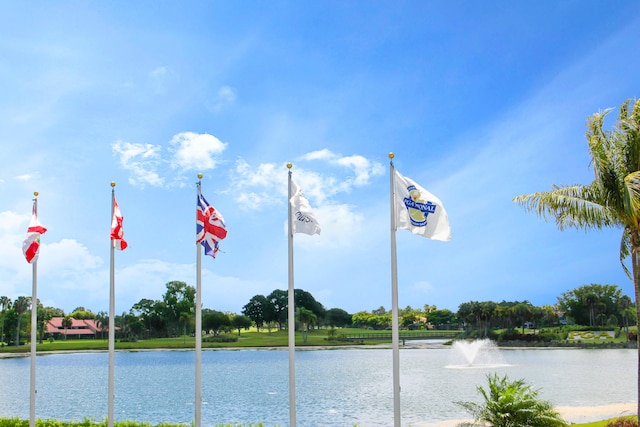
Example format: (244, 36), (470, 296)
(1, 280), (635, 347)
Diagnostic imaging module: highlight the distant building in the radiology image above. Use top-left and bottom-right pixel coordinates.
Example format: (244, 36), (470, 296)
(46, 317), (105, 340)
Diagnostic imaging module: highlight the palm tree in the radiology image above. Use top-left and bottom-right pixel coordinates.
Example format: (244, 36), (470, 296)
(0, 296), (11, 347)
(584, 293), (599, 326)
(61, 316), (73, 340)
(455, 373), (567, 426)
(296, 307), (317, 343)
(179, 311), (191, 344)
(513, 98), (640, 416)
(95, 311), (109, 340)
(13, 296), (30, 346)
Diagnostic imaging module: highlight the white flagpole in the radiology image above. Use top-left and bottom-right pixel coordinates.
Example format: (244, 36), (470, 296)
(287, 164), (297, 427)
(108, 183), (116, 427)
(195, 174), (203, 427)
(29, 192), (39, 427)
(389, 153), (401, 427)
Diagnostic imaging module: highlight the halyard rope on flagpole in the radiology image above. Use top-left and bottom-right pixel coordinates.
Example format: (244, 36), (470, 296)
(29, 191), (39, 427)
(108, 182), (116, 427)
(389, 152), (402, 427)
(195, 173), (203, 427)
(287, 163), (297, 427)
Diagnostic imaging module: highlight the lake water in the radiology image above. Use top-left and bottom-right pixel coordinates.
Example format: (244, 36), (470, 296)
(0, 343), (637, 426)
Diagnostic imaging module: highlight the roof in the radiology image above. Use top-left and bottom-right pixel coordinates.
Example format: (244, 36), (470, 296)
(46, 317), (104, 335)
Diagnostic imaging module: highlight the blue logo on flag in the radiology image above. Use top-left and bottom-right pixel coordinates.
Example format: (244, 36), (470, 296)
(403, 185), (436, 227)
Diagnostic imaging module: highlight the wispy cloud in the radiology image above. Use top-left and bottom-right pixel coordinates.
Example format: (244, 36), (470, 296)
(208, 85), (237, 112)
(112, 141), (165, 188)
(112, 132), (227, 188)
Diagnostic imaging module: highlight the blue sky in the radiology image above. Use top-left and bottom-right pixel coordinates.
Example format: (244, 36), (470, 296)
(1, 1), (640, 316)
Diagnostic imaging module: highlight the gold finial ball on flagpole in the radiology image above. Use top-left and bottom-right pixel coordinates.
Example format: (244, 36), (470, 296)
(287, 163), (292, 169)
(110, 182), (116, 188)
(389, 152), (395, 159)
(198, 173), (203, 179)
(34, 191), (39, 197)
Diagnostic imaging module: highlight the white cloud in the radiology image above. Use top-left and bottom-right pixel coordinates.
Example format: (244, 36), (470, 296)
(149, 66), (176, 95)
(169, 132), (227, 171)
(15, 174), (34, 181)
(112, 133), (227, 188)
(112, 141), (165, 188)
(230, 150), (383, 210)
(298, 149), (384, 187)
(209, 85), (237, 112)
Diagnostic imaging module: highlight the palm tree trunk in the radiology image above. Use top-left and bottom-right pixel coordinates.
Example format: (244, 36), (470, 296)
(632, 245), (640, 419)
(15, 318), (21, 345)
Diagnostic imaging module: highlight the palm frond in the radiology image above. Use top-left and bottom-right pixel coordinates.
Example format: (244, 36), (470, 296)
(513, 184), (615, 231)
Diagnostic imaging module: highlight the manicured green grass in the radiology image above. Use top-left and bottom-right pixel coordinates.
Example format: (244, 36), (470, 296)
(0, 328), (383, 354)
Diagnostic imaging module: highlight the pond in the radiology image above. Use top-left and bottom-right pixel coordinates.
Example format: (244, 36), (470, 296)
(0, 343), (636, 426)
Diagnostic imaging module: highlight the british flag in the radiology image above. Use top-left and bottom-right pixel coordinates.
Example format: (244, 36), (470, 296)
(196, 193), (228, 258)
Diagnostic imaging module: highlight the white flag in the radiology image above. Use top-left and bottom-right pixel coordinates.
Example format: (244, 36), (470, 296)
(394, 170), (451, 241)
(290, 180), (321, 235)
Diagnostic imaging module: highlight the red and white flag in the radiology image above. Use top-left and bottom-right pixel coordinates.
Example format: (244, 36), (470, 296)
(111, 198), (128, 250)
(23, 200), (47, 263)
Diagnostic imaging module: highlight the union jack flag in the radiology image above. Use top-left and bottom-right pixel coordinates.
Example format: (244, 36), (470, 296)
(196, 193), (228, 258)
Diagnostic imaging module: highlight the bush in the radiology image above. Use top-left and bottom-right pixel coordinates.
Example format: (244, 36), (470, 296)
(607, 417), (639, 427)
(203, 335), (238, 343)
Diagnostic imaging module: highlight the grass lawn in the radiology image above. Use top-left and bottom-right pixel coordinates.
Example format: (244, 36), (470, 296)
(0, 327), (388, 354)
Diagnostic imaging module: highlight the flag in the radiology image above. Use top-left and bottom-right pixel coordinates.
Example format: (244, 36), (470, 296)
(394, 169), (451, 241)
(111, 198), (128, 250)
(23, 200), (47, 263)
(290, 179), (321, 235)
(197, 193), (228, 258)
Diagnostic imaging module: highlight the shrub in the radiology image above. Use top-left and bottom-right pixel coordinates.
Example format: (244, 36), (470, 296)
(454, 373), (568, 427)
(607, 417), (639, 426)
(203, 335), (238, 343)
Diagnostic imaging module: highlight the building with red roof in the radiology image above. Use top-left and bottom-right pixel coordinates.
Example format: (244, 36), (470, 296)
(46, 317), (105, 340)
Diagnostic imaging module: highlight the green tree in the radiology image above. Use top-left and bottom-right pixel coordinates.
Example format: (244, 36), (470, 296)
(242, 295), (271, 332)
(231, 315), (252, 336)
(13, 296), (30, 345)
(455, 373), (567, 427)
(294, 289), (326, 326)
(202, 310), (230, 335)
(296, 307), (317, 343)
(95, 311), (109, 340)
(556, 284), (626, 326)
(61, 316), (73, 340)
(179, 311), (192, 344)
(162, 281), (196, 336)
(266, 289), (288, 330)
(427, 308), (456, 328)
(324, 308), (352, 328)
(131, 298), (166, 338)
(513, 99), (640, 415)
(512, 302), (533, 334)
(0, 296), (11, 346)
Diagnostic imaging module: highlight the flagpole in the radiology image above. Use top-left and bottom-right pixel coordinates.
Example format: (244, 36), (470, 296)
(29, 192), (39, 427)
(287, 163), (297, 427)
(108, 183), (116, 427)
(195, 174), (203, 427)
(389, 153), (401, 427)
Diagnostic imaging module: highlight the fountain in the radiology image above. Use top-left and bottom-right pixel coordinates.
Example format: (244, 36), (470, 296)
(446, 338), (509, 368)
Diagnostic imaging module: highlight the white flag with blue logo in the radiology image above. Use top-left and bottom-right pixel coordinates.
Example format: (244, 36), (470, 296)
(394, 170), (451, 241)
(290, 179), (321, 235)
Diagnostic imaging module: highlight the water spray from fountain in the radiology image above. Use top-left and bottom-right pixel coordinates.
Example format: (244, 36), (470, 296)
(447, 338), (510, 369)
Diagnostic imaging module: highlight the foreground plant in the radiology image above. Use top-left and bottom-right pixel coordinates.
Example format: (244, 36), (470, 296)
(454, 373), (567, 427)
